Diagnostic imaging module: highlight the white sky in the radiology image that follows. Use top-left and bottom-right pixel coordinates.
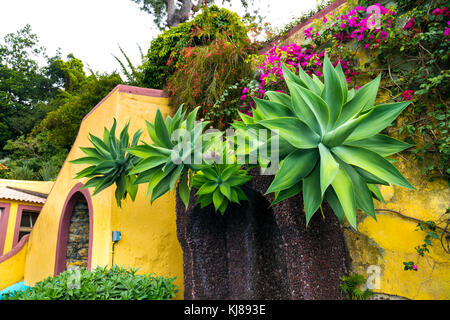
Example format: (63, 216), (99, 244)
(0, 0), (319, 74)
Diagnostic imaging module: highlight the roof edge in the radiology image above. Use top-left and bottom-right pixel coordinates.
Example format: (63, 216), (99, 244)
(82, 84), (168, 122)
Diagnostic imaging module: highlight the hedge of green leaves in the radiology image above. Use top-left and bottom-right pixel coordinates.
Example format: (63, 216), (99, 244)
(0, 265), (178, 300)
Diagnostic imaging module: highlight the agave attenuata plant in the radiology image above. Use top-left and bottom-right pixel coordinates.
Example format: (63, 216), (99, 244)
(70, 119), (142, 207)
(192, 141), (252, 214)
(127, 106), (221, 207)
(239, 54), (414, 228)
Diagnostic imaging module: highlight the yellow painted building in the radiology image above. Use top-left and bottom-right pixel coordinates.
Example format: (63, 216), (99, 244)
(0, 85), (184, 298)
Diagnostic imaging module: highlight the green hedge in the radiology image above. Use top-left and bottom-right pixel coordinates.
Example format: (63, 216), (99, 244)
(0, 265), (179, 300)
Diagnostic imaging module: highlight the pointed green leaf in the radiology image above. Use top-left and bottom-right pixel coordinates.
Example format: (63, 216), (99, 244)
(322, 54), (344, 129)
(331, 167), (357, 229)
(344, 134), (413, 157)
(332, 145), (414, 189)
(70, 157), (103, 165)
(265, 91), (292, 107)
(296, 84), (330, 135)
(253, 97), (295, 118)
(346, 101), (411, 142)
(340, 161), (376, 220)
(272, 183), (302, 205)
(267, 149), (318, 194)
(303, 164), (322, 225)
(368, 184), (386, 203)
(196, 181), (218, 195)
(298, 66), (322, 95)
(286, 80), (321, 134)
(219, 183), (232, 200)
(154, 109), (173, 148)
(325, 188), (345, 223)
(130, 156), (168, 174)
(336, 75), (380, 126)
(318, 143), (339, 196)
(258, 117), (320, 149)
(212, 188), (224, 211)
(179, 173), (190, 208)
(322, 111), (371, 147)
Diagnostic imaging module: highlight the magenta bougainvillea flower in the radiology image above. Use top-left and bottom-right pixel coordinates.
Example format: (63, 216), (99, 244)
(402, 90), (414, 100)
(404, 18), (415, 30)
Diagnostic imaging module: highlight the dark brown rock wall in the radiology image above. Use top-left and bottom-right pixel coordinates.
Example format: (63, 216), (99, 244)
(176, 168), (350, 300)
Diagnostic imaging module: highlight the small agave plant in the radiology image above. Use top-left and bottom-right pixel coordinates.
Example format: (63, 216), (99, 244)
(70, 119), (142, 207)
(192, 141), (252, 214)
(236, 54), (414, 228)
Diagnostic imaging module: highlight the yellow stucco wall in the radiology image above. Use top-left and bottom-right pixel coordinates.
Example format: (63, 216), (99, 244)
(345, 158), (450, 300)
(278, 2), (450, 300)
(0, 236), (28, 290)
(23, 87), (184, 298)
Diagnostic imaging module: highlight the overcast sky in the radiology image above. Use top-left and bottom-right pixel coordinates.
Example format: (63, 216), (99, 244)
(0, 0), (319, 74)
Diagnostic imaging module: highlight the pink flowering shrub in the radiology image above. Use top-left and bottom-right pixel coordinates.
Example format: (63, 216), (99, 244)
(240, 44), (325, 115)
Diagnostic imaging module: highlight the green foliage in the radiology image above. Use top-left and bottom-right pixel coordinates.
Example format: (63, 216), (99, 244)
(0, 26), (123, 182)
(236, 57), (413, 229)
(340, 274), (374, 300)
(70, 119), (142, 207)
(35, 72), (122, 149)
(403, 219), (441, 271)
(113, 44), (144, 86)
(0, 265), (178, 300)
(3, 132), (67, 180)
(0, 25), (60, 147)
(166, 39), (256, 129)
(140, 5), (252, 89)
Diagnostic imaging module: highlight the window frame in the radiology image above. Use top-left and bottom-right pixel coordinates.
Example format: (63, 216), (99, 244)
(13, 204), (42, 247)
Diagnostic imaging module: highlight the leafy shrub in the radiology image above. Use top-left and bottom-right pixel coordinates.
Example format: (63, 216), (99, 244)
(166, 38), (256, 129)
(1, 265), (179, 300)
(140, 5), (251, 90)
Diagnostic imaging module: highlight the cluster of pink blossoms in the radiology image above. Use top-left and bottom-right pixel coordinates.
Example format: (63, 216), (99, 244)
(401, 90), (414, 100)
(305, 4), (394, 50)
(432, 6), (450, 36)
(240, 44), (326, 115)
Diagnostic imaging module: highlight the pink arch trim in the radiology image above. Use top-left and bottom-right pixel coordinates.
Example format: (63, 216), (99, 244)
(54, 183), (94, 275)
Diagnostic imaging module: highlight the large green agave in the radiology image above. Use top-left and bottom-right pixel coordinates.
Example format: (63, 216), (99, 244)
(127, 106), (219, 207)
(238, 54), (414, 228)
(70, 119), (142, 207)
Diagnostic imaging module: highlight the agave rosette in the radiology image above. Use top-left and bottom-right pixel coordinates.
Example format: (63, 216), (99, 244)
(70, 119), (142, 207)
(245, 54), (414, 228)
(192, 141), (251, 214)
(127, 106), (220, 207)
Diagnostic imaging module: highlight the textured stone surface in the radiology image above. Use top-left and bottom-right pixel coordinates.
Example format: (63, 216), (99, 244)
(66, 198), (89, 269)
(176, 168), (350, 300)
